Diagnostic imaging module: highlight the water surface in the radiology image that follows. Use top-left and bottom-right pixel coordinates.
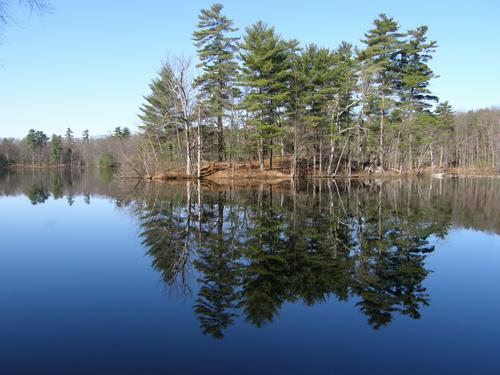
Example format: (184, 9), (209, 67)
(0, 170), (499, 374)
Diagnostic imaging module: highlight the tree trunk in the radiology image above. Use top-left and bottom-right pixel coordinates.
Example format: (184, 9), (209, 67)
(292, 118), (298, 178)
(176, 126), (183, 162)
(185, 127), (192, 176)
(258, 139), (264, 171)
(318, 136), (323, 176)
(347, 148), (352, 176)
(217, 113), (224, 162)
(394, 121), (403, 171)
(439, 145), (444, 170)
(269, 138), (273, 170)
(409, 134), (413, 171)
(313, 152), (316, 176)
(197, 109), (202, 179)
(327, 129), (335, 175)
(430, 145), (435, 170)
(379, 94), (385, 170)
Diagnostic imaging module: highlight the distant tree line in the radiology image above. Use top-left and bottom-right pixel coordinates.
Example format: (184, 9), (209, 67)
(453, 109), (499, 169)
(0, 127), (131, 169)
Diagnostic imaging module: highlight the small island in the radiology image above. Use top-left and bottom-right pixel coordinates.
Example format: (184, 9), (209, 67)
(1, 4), (498, 181)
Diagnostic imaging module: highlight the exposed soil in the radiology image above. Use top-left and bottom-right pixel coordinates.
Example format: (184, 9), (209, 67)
(7, 155), (499, 180)
(146, 158), (499, 182)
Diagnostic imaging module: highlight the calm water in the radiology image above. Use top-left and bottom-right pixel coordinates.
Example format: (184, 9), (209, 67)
(0, 169), (499, 375)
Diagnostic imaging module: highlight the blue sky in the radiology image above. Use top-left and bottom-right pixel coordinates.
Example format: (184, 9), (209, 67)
(0, 0), (499, 139)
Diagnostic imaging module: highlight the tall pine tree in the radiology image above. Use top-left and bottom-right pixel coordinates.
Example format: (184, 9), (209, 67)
(139, 65), (183, 161)
(396, 26), (438, 170)
(193, 3), (240, 162)
(239, 21), (298, 169)
(360, 14), (403, 170)
(296, 44), (337, 174)
(399, 26), (438, 114)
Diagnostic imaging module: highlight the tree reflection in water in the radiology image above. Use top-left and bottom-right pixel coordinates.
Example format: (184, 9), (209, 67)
(134, 179), (453, 337)
(1, 170), (498, 338)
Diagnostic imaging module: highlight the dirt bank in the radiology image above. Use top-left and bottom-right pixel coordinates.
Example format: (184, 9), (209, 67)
(142, 158), (499, 182)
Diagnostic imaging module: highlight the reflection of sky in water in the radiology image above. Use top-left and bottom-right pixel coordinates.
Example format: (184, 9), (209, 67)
(0, 176), (499, 374)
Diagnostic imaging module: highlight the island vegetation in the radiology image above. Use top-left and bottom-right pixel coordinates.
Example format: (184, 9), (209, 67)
(1, 3), (498, 179)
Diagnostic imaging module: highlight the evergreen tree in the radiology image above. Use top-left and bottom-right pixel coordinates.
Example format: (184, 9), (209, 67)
(82, 129), (90, 143)
(387, 26), (438, 170)
(25, 129), (37, 155)
(193, 3), (240, 162)
(360, 14), (403, 170)
(332, 42), (358, 126)
(112, 126), (131, 139)
(332, 42), (359, 171)
(113, 126), (122, 138)
(50, 134), (62, 165)
(287, 51), (307, 176)
(435, 101), (454, 128)
(25, 129), (37, 167)
(239, 21), (298, 169)
(25, 129), (48, 166)
(399, 26), (438, 114)
(65, 127), (74, 165)
(65, 127), (74, 143)
(296, 44), (337, 174)
(121, 127), (131, 139)
(434, 101), (454, 167)
(138, 64), (183, 161)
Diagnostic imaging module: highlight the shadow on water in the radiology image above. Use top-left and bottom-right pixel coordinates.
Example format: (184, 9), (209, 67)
(1, 169), (499, 338)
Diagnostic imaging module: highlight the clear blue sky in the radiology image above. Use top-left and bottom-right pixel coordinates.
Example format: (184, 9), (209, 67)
(0, 0), (499, 139)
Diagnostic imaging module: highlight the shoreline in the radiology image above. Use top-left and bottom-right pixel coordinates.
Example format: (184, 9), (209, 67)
(3, 164), (498, 181)
(145, 167), (500, 182)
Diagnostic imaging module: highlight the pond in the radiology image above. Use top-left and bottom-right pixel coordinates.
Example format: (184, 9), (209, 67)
(0, 169), (499, 374)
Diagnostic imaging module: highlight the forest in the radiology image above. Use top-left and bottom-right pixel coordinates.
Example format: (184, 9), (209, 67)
(1, 3), (499, 178)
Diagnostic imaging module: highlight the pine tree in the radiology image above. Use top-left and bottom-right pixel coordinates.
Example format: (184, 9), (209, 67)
(138, 64), (182, 161)
(193, 3), (240, 162)
(65, 127), (73, 143)
(360, 14), (403, 170)
(333, 42), (358, 127)
(332, 42), (359, 172)
(399, 26), (438, 114)
(25, 129), (48, 166)
(50, 134), (62, 165)
(65, 127), (74, 165)
(25, 129), (38, 167)
(239, 21), (298, 169)
(81, 129), (90, 168)
(434, 101), (454, 168)
(121, 127), (131, 139)
(25, 129), (37, 150)
(288, 52), (307, 177)
(295, 44), (337, 174)
(435, 101), (454, 128)
(82, 129), (90, 143)
(387, 26), (437, 170)
(113, 127), (131, 139)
